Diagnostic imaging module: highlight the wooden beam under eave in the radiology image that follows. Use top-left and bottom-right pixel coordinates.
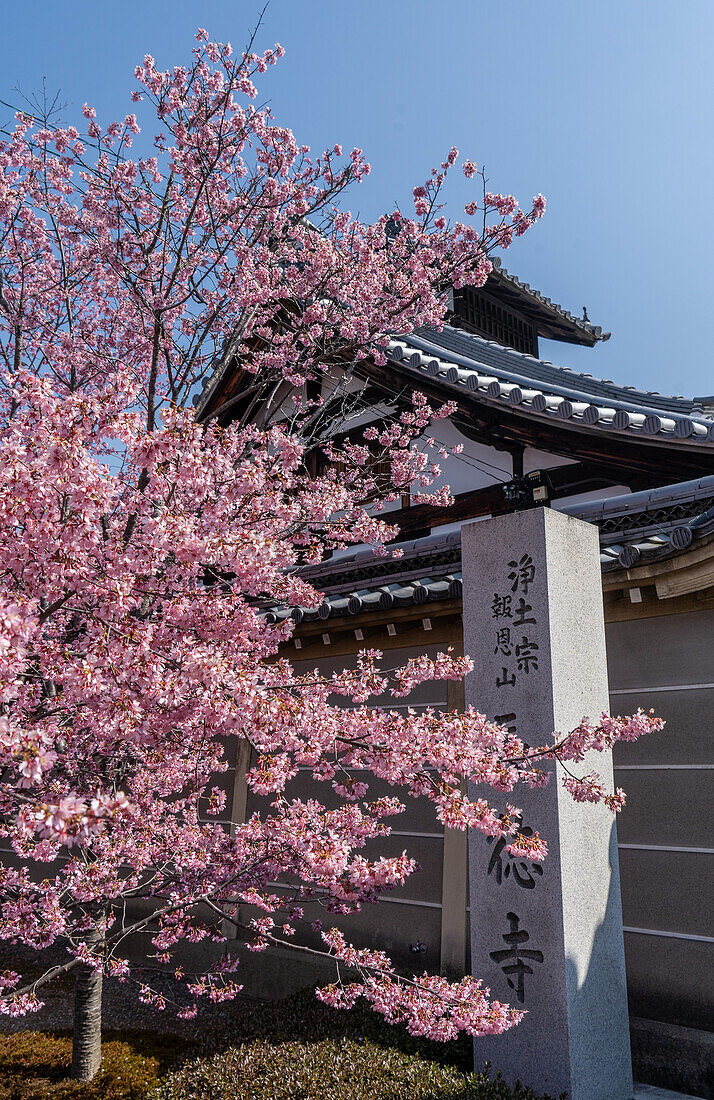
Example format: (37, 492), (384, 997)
(288, 606), (463, 660)
(655, 558), (714, 599)
(386, 463), (622, 539)
(603, 585), (714, 621)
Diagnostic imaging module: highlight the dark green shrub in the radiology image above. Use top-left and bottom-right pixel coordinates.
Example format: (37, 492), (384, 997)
(152, 990), (556, 1100)
(152, 1036), (554, 1100)
(214, 987), (475, 1072)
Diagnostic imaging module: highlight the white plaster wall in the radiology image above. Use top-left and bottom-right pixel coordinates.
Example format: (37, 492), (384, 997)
(414, 419), (512, 496)
(323, 410), (635, 556)
(524, 446), (577, 473)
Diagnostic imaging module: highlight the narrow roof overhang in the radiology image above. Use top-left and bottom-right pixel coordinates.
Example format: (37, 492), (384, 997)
(485, 260), (610, 346)
(365, 328), (714, 484)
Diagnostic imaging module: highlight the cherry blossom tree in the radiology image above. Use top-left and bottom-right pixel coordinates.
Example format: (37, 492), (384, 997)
(0, 28), (662, 1082)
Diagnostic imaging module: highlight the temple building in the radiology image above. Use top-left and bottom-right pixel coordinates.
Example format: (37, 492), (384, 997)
(196, 262), (714, 1098)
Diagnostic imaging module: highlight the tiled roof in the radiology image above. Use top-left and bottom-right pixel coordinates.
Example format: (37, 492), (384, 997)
(265, 533), (463, 625)
(266, 476), (714, 623)
(489, 259), (610, 343)
(265, 570), (463, 626)
(561, 475), (714, 572)
(387, 327), (714, 443)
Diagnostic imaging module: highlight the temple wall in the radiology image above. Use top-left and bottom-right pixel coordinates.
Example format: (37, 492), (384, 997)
(235, 599), (713, 1061)
(606, 608), (714, 1032)
(239, 643), (453, 977)
(415, 419), (515, 497)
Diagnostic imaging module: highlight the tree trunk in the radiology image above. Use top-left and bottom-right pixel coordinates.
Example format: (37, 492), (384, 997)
(71, 962), (103, 1081)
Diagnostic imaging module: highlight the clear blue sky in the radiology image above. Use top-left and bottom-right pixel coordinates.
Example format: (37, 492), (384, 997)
(2, 0), (713, 398)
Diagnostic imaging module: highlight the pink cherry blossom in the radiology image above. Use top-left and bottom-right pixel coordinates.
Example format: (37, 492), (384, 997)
(0, 27), (660, 1072)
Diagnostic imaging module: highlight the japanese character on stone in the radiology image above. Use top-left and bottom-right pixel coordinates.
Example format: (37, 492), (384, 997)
(513, 597), (536, 627)
(515, 636), (539, 673)
(491, 593), (512, 619)
(489, 911), (544, 1004)
(494, 627), (512, 656)
(493, 712), (517, 734)
(508, 553), (536, 595)
(487, 826), (545, 889)
(496, 667), (516, 689)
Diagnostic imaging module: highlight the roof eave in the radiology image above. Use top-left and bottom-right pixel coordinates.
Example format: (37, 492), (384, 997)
(487, 264), (610, 346)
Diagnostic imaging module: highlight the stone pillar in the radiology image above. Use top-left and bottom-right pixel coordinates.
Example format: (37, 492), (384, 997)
(462, 507), (632, 1100)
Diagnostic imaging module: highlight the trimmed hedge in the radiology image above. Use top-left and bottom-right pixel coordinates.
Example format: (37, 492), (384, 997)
(153, 1036), (553, 1100)
(213, 988), (477, 1070)
(0, 991), (558, 1099)
(153, 989), (557, 1100)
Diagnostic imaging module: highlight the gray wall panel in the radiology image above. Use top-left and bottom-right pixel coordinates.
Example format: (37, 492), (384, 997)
(619, 849), (714, 937)
(331, 903), (442, 971)
(612, 688), (714, 766)
(254, 894), (443, 972)
(293, 644), (455, 706)
(623, 933), (713, 1030)
(615, 770), (714, 847)
(246, 771), (446, 835)
(358, 834), (444, 905)
(606, 610), (714, 691)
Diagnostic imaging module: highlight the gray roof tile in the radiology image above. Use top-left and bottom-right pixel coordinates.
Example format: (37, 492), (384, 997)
(387, 327), (714, 445)
(267, 476), (714, 623)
